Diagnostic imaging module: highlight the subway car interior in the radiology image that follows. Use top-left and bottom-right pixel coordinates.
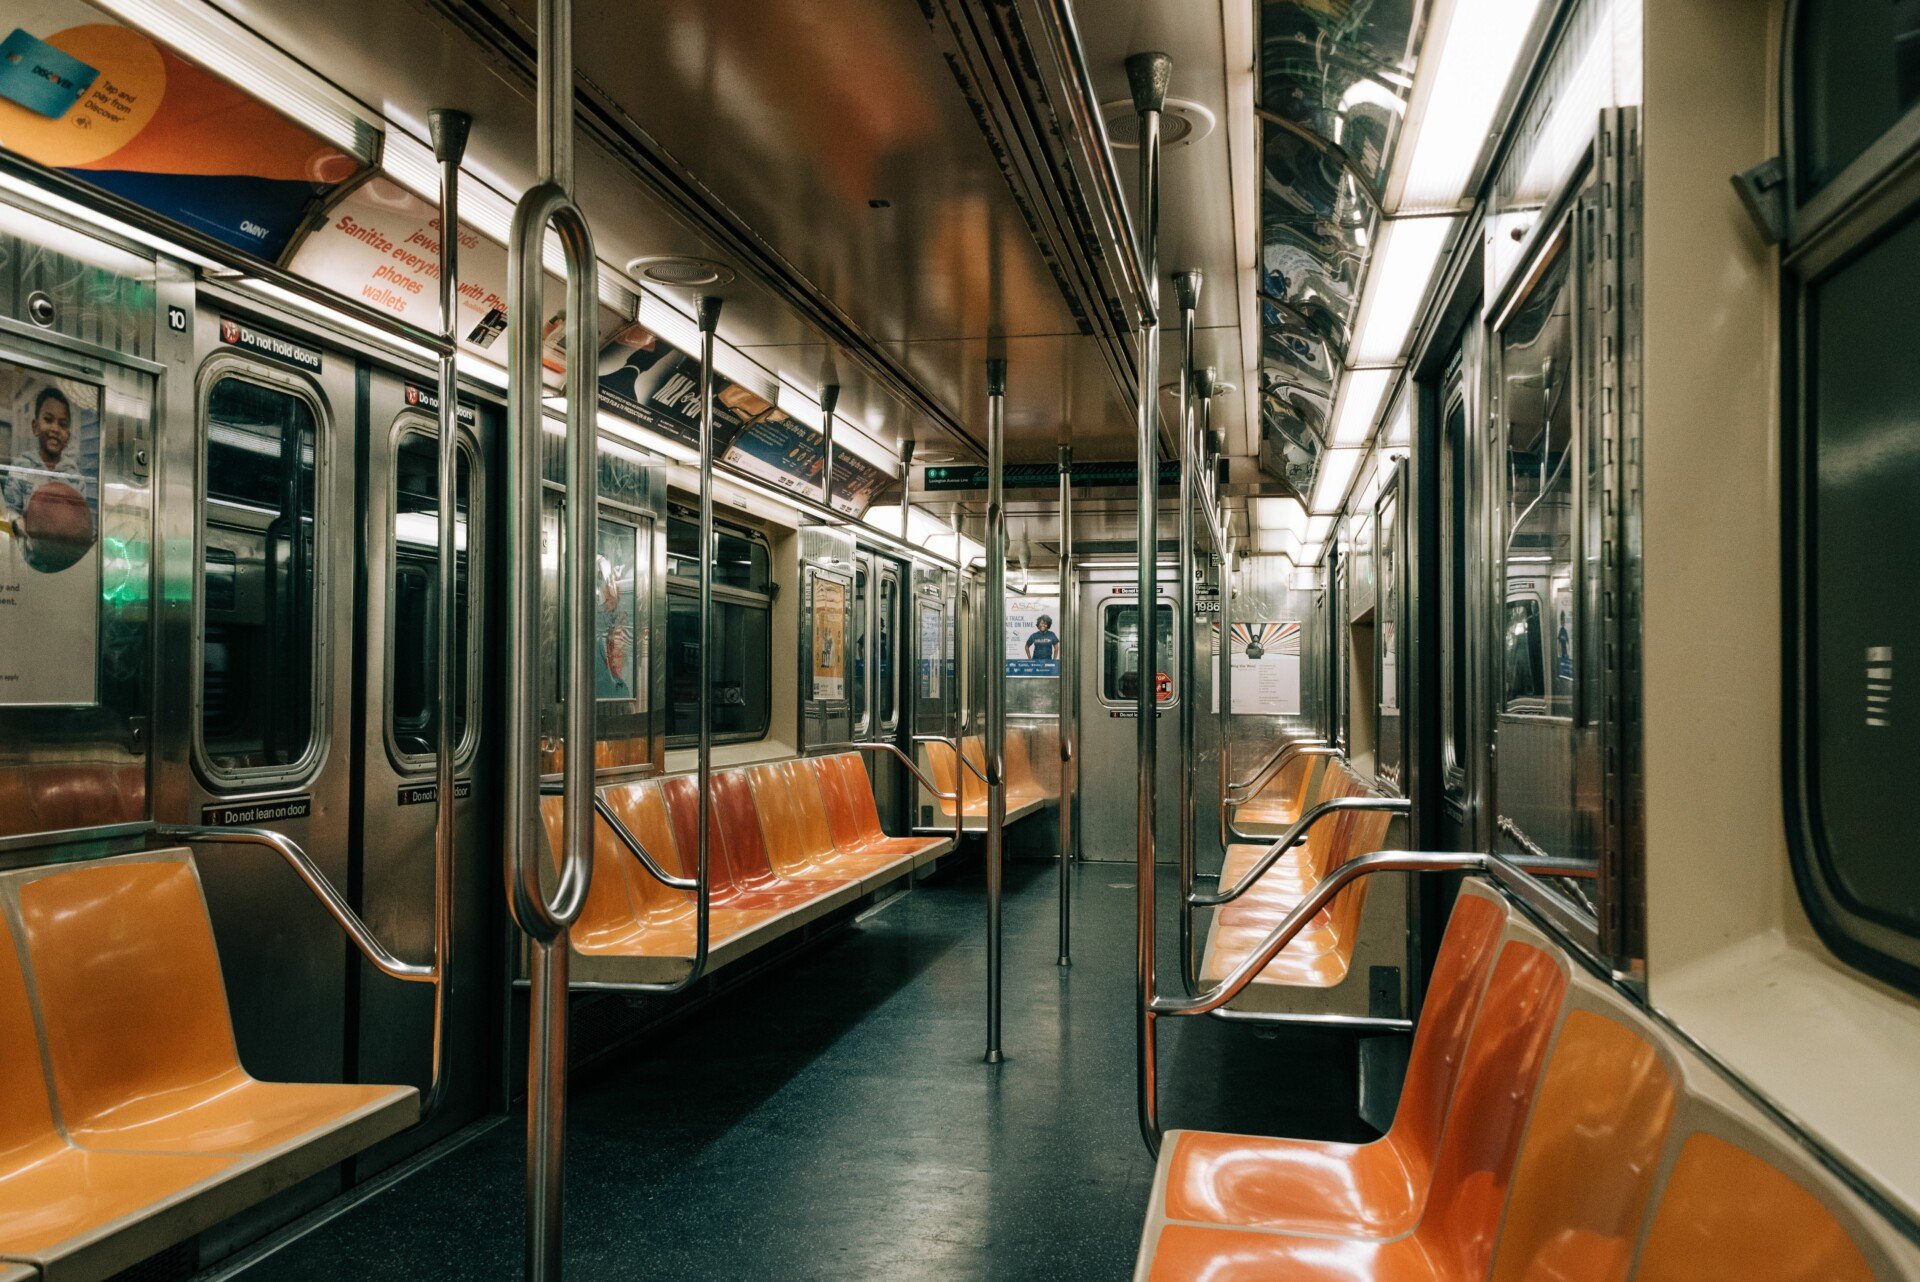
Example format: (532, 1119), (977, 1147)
(0, 0), (1915, 1278)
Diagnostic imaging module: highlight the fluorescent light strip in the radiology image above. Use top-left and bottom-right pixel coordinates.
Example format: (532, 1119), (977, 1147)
(1253, 495), (1307, 536)
(1310, 448), (1364, 514)
(1387, 0), (1548, 213)
(0, 172), (223, 271)
(1348, 216), (1456, 366)
(1330, 369), (1392, 445)
(1305, 514), (1334, 541)
(95, 0), (373, 156)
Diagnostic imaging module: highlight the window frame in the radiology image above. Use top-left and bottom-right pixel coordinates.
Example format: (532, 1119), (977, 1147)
(664, 509), (775, 748)
(1438, 357), (1471, 797)
(382, 413), (484, 776)
(191, 355), (331, 791)
(878, 561), (902, 732)
(1782, 0), (1920, 994)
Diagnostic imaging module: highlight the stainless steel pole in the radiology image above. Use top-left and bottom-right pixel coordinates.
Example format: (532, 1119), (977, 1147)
(984, 357), (1007, 1064)
(1056, 444), (1073, 967)
(820, 382), (839, 514)
(1127, 49), (1170, 1158)
(696, 292), (723, 1009)
(1172, 270), (1201, 996)
(426, 106), (469, 1121)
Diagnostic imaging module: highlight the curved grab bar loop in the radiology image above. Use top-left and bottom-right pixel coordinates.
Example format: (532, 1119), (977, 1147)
(809, 741), (957, 802)
(506, 183), (599, 946)
(1195, 795), (1411, 907)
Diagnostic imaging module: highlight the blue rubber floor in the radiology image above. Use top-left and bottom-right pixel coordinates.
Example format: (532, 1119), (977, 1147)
(226, 856), (1376, 1280)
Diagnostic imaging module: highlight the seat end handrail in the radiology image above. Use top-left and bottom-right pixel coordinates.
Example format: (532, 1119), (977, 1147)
(535, 782), (698, 891)
(1157, 851), (1493, 1017)
(912, 732), (990, 785)
(1192, 795), (1411, 907)
(808, 740), (956, 801)
(1223, 740), (1334, 804)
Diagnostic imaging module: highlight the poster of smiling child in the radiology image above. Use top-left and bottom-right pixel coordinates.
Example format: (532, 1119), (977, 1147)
(0, 360), (101, 705)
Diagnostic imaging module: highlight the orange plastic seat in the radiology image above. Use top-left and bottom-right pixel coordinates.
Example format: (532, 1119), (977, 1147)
(963, 736), (1045, 810)
(0, 906), (234, 1280)
(749, 763), (916, 891)
(1634, 1132), (1877, 1282)
(1143, 941), (1569, 1281)
(0, 852), (416, 1282)
(810, 754), (946, 865)
(658, 774), (829, 912)
(922, 738), (989, 818)
(1158, 893), (1509, 1237)
(1230, 752), (1316, 828)
(16, 858), (412, 1156)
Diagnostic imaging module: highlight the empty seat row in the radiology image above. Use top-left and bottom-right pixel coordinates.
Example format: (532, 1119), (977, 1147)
(921, 731), (1055, 827)
(1139, 883), (1914, 1280)
(1197, 757), (1396, 1001)
(0, 852), (417, 1282)
(540, 751), (950, 986)
(1224, 746), (1320, 831)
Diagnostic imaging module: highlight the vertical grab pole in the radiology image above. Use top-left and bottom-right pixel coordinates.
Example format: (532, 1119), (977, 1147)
(1056, 444), (1073, 967)
(1172, 270), (1201, 996)
(506, 0), (598, 1274)
(1127, 49), (1170, 1157)
(984, 357), (1008, 1064)
(425, 107), (470, 1121)
(820, 382), (839, 514)
(1219, 526), (1234, 848)
(695, 293), (723, 998)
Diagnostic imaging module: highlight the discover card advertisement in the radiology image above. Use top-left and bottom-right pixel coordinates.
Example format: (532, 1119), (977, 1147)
(0, 361), (101, 705)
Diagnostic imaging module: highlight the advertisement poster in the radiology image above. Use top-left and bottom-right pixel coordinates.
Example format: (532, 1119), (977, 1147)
(1229, 621), (1301, 717)
(595, 517), (643, 704)
(1004, 595), (1061, 678)
(810, 573), (847, 702)
(719, 410), (889, 519)
(918, 599), (943, 699)
(0, 1), (368, 259)
(0, 362), (100, 704)
(596, 321), (772, 452)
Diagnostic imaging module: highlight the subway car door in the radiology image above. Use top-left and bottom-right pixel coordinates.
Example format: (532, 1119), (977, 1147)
(353, 369), (499, 1170)
(170, 295), (359, 1121)
(1077, 570), (1182, 862)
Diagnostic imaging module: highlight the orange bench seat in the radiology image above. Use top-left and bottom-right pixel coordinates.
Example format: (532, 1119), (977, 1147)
(1226, 750), (1317, 831)
(1139, 881), (1902, 1281)
(544, 754), (949, 987)
(920, 733), (1052, 829)
(0, 852), (417, 1282)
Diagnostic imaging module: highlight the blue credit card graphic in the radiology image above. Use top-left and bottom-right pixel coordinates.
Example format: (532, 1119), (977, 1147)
(0, 29), (99, 120)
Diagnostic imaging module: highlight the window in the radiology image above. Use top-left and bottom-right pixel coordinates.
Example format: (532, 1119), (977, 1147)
(878, 568), (900, 727)
(1499, 232), (1576, 720)
(1100, 600), (1176, 706)
(387, 425), (476, 767)
(1377, 485), (1402, 787)
(1785, 5), (1920, 986)
(666, 510), (773, 743)
(197, 373), (321, 781)
(1440, 383), (1470, 785)
(1793, 0), (1920, 200)
(851, 558), (870, 735)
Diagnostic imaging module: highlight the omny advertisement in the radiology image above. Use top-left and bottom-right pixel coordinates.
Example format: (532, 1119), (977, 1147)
(0, 362), (101, 705)
(1229, 620), (1301, 717)
(1005, 595), (1062, 678)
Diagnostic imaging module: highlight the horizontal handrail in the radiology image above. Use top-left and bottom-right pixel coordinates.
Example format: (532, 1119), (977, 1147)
(1193, 795), (1411, 907)
(155, 824), (433, 983)
(537, 783), (696, 891)
(1225, 739), (1333, 803)
(913, 733), (989, 786)
(809, 741), (955, 800)
(1156, 852), (1493, 1017)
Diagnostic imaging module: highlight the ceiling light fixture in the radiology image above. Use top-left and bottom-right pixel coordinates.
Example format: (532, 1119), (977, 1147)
(1385, 0), (1549, 213)
(1310, 448), (1364, 515)
(1330, 369), (1392, 445)
(1348, 215), (1457, 366)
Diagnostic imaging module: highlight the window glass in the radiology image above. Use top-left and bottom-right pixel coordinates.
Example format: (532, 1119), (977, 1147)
(200, 376), (318, 776)
(667, 595), (771, 741)
(1795, 0), (1920, 200)
(1500, 237), (1576, 718)
(878, 571), (899, 725)
(851, 561), (870, 733)
(1440, 392), (1470, 776)
(1101, 601), (1176, 704)
(1378, 490), (1402, 783)
(389, 429), (473, 762)
(664, 511), (772, 745)
(1800, 210), (1920, 934)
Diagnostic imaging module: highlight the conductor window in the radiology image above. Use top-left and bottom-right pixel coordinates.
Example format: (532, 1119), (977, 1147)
(197, 374), (321, 780)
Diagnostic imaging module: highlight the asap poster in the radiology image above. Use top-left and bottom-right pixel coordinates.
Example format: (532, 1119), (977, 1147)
(0, 0), (368, 260)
